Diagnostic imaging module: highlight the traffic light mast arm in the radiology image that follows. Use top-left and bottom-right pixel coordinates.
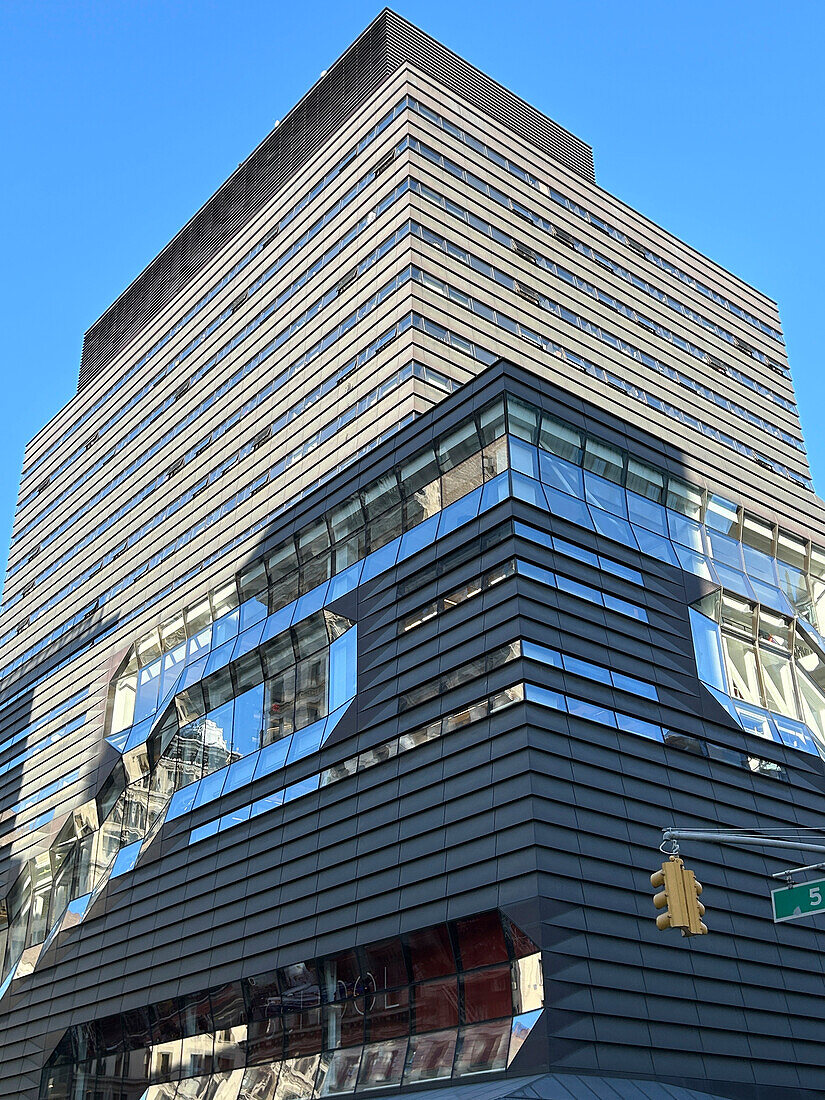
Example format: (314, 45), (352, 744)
(662, 829), (825, 857)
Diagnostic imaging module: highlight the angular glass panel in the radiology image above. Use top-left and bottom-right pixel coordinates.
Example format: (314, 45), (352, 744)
(455, 912), (507, 969)
(751, 579), (794, 617)
(193, 765), (228, 809)
(743, 544), (778, 584)
(167, 783), (199, 821)
(615, 713), (663, 741)
(319, 1048), (362, 1094)
(286, 719), (326, 764)
(705, 494), (739, 536)
(360, 537), (401, 583)
(209, 1068), (245, 1099)
(563, 654), (610, 685)
(328, 629), (357, 712)
(442, 452), (483, 508)
(506, 398), (539, 444)
(482, 437), (508, 481)
(508, 438), (539, 480)
(326, 561), (364, 602)
(232, 684), (264, 757)
(221, 753), (258, 797)
(478, 400), (506, 445)
(205, 639), (237, 678)
(293, 583), (330, 623)
(239, 592), (269, 636)
(462, 965), (512, 1022)
(137, 630), (163, 666)
(741, 514), (775, 556)
(413, 977), (459, 1031)
(110, 841), (142, 880)
(734, 703), (777, 741)
(479, 471), (510, 512)
(232, 621), (266, 664)
(254, 737), (291, 781)
(512, 953), (543, 1013)
(453, 1020), (509, 1075)
(329, 496), (364, 542)
(583, 439), (623, 484)
(625, 459), (663, 503)
(203, 668), (234, 712)
(674, 546), (716, 583)
(707, 530), (744, 570)
(538, 415), (581, 463)
(401, 444), (440, 493)
(668, 512), (705, 553)
(522, 640), (562, 668)
(407, 924), (454, 982)
(543, 485), (592, 529)
(689, 608), (727, 692)
(666, 479), (703, 521)
(232, 650), (265, 695)
(776, 530), (807, 570)
(722, 634), (763, 706)
(772, 715), (819, 755)
(508, 1009), (542, 1067)
(211, 581), (240, 621)
(537, 447), (582, 499)
(567, 698), (616, 726)
(796, 671), (825, 743)
(436, 486), (482, 539)
(590, 509), (636, 549)
(760, 647), (799, 719)
(404, 1030), (457, 1083)
(362, 475), (401, 522)
(604, 593), (647, 621)
(294, 653), (328, 731)
(524, 683), (565, 711)
(713, 562), (754, 601)
(134, 660), (162, 725)
(212, 610), (241, 650)
(179, 1032), (214, 1079)
(239, 1063), (280, 1098)
(627, 492), (669, 538)
(584, 472), (627, 518)
(264, 668), (296, 745)
(509, 473), (546, 511)
(357, 1038), (407, 1090)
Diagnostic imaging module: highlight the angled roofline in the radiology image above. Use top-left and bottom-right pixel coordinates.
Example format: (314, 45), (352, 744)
(77, 8), (593, 393)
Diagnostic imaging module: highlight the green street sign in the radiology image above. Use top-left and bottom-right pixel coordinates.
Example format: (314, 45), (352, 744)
(771, 878), (825, 922)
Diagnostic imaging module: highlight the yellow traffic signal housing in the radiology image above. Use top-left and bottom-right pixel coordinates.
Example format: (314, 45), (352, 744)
(651, 856), (708, 936)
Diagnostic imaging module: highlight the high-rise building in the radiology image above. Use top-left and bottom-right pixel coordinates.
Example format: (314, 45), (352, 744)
(2, 9), (824, 1099)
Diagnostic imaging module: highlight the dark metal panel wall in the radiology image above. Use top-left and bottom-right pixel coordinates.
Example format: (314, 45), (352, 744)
(6, 366), (825, 1099)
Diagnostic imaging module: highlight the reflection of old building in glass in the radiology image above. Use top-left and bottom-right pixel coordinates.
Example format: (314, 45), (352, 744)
(1, 9), (824, 1099)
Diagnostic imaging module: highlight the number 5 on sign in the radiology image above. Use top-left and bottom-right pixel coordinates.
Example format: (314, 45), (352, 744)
(771, 877), (825, 922)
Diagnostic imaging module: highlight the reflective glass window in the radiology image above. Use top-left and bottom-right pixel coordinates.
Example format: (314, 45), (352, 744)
(462, 966), (512, 1022)
(412, 978), (459, 1032)
(406, 925), (454, 981)
(404, 1030), (456, 1083)
(538, 415), (581, 463)
(583, 439), (623, 484)
(453, 1020), (510, 1074)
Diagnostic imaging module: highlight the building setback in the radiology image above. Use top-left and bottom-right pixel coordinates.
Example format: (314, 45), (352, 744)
(2, 9), (825, 1100)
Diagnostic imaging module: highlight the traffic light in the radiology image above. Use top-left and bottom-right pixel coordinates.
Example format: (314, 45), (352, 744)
(651, 855), (708, 935)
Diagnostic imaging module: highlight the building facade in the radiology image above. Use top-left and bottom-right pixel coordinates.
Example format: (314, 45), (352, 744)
(2, 10), (825, 1100)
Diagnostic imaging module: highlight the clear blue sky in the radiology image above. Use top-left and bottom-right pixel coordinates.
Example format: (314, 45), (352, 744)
(1, 0), (823, 584)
